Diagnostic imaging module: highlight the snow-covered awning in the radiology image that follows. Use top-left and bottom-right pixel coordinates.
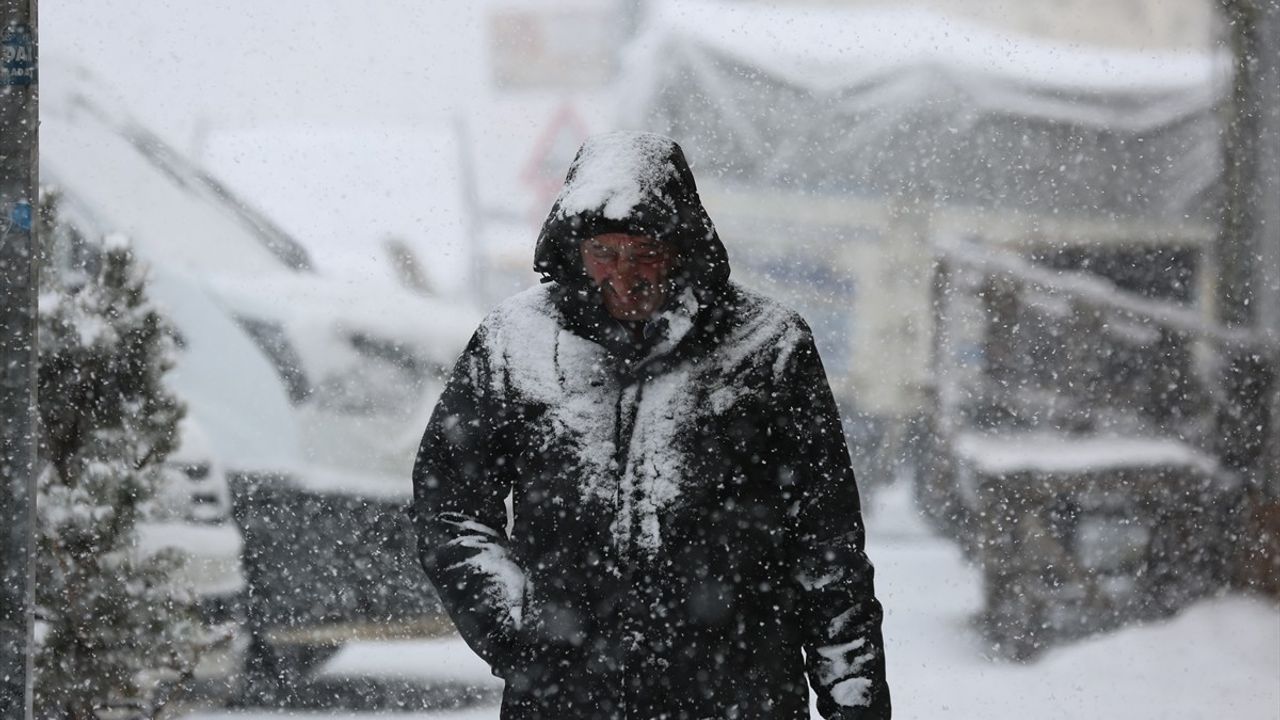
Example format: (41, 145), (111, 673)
(620, 0), (1230, 222)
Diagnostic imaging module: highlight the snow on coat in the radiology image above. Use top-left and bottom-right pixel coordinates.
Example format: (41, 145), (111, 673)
(411, 131), (890, 719)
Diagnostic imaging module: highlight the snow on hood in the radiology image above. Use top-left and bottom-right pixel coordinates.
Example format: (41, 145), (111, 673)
(555, 131), (680, 221)
(533, 131), (730, 296)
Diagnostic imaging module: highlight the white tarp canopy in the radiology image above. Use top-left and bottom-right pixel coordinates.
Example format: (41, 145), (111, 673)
(621, 0), (1229, 222)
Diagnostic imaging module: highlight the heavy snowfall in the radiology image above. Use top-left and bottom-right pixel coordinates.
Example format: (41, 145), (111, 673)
(2, 0), (1277, 719)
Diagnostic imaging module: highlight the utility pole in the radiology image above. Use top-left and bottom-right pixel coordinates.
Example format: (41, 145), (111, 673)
(1247, 3), (1280, 498)
(1215, 1), (1280, 597)
(0, 1), (37, 719)
(1216, 0), (1279, 486)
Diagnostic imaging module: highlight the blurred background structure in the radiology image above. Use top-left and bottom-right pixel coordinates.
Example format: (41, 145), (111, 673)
(8, 0), (1278, 718)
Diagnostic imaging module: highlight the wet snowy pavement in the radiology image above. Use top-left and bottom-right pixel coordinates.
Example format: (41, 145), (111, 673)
(185, 484), (1280, 720)
(862, 485), (1279, 719)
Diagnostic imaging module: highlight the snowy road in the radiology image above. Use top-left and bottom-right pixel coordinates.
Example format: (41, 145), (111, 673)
(186, 485), (1280, 720)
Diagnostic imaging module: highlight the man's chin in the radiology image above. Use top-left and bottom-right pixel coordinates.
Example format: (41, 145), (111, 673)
(610, 309), (652, 322)
(604, 300), (659, 323)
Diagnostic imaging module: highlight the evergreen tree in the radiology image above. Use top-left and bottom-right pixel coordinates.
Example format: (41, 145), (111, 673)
(34, 190), (213, 720)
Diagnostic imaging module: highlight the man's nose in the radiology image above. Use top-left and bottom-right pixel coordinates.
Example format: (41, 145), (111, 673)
(614, 253), (639, 276)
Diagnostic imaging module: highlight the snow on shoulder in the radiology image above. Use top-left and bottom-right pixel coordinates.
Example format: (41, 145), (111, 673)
(476, 284), (567, 397)
(554, 131), (680, 221)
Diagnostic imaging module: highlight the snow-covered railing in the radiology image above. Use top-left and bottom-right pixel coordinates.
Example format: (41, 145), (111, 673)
(935, 237), (1273, 352)
(953, 432), (1222, 478)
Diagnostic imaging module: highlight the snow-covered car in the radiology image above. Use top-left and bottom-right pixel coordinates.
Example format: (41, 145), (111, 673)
(42, 58), (479, 702)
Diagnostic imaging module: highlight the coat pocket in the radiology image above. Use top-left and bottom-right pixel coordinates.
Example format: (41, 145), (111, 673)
(489, 575), (534, 680)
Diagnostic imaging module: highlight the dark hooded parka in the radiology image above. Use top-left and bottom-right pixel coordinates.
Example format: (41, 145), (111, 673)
(411, 132), (890, 719)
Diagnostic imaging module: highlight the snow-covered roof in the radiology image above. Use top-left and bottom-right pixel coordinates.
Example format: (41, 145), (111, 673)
(39, 58), (480, 486)
(200, 125), (471, 296)
(40, 58), (478, 365)
(48, 61), (481, 368)
(620, 1), (1228, 221)
(40, 61), (314, 278)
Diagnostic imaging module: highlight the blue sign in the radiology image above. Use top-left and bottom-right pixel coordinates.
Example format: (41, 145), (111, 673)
(10, 201), (32, 232)
(2, 23), (35, 87)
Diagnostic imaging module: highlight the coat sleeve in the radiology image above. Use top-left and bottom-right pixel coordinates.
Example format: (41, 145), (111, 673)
(777, 322), (891, 720)
(410, 327), (527, 675)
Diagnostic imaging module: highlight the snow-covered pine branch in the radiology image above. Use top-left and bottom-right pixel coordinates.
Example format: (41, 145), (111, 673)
(33, 189), (224, 720)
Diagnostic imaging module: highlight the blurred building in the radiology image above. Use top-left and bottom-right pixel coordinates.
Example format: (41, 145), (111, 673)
(614, 0), (1278, 653)
(619, 0), (1228, 483)
(464, 0), (631, 302)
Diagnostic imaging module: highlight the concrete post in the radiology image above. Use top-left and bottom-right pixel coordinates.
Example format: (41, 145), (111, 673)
(0, 2), (38, 719)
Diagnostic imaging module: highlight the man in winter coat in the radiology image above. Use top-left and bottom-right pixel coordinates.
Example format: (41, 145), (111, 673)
(411, 131), (890, 719)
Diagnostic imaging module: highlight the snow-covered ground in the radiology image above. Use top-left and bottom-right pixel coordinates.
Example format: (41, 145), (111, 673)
(314, 639), (500, 690)
(183, 483), (1279, 720)
(863, 485), (1279, 720)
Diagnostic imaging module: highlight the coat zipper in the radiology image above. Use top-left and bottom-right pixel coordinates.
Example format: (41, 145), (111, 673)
(611, 371), (645, 718)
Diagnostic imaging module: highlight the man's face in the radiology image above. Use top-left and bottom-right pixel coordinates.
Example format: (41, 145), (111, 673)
(580, 233), (676, 322)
